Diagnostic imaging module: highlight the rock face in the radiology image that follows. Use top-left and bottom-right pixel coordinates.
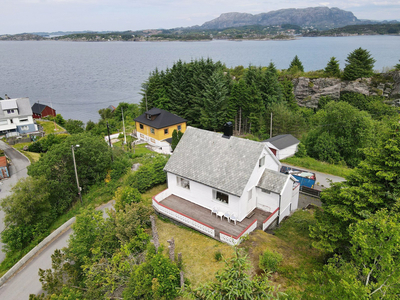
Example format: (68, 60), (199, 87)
(201, 7), (360, 30)
(293, 71), (400, 108)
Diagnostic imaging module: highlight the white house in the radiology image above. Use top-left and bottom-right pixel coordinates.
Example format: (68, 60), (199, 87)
(0, 98), (38, 137)
(153, 126), (300, 245)
(263, 134), (300, 160)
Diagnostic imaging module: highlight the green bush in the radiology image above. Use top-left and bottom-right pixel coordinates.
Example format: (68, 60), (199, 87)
(126, 154), (168, 193)
(259, 250), (283, 273)
(214, 250), (223, 262)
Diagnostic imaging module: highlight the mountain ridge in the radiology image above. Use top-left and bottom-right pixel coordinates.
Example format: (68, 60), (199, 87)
(201, 7), (363, 30)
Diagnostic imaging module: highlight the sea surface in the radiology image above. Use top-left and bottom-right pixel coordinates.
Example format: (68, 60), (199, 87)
(0, 35), (399, 123)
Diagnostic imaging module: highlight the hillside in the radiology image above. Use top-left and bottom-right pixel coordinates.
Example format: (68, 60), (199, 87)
(201, 7), (361, 30)
(304, 23), (400, 36)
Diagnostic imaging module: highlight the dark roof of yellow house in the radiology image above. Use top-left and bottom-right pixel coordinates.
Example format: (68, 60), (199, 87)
(134, 108), (187, 129)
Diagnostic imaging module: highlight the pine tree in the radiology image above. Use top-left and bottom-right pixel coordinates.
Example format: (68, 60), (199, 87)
(324, 57), (341, 77)
(343, 47), (376, 80)
(200, 71), (229, 131)
(267, 61), (278, 76)
(288, 55), (304, 72)
(395, 60), (400, 71)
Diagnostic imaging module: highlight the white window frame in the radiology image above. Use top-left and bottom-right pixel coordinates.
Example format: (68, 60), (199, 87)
(177, 176), (190, 190)
(213, 190), (229, 204)
(150, 128), (155, 134)
(259, 156), (265, 167)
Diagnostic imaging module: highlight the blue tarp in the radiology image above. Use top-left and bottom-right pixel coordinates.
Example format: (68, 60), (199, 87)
(280, 166), (316, 188)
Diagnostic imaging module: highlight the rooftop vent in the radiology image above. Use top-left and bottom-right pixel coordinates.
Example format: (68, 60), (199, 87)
(222, 122), (233, 139)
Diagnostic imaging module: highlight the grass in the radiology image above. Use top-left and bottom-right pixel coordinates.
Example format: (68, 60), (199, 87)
(282, 156), (353, 178)
(147, 182), (325, 294)
(157, 217), (235, 288)
(11, 142), (41, 163)
(240, 209), (326, 293)
(36, 120), (65, 134)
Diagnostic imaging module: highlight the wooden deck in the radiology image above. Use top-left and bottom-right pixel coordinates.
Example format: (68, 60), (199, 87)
(159, 194), (272, 239)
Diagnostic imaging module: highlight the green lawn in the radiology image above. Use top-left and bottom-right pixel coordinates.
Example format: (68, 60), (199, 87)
(36, 120), (65, 134)
(282, 156), (352, 178)
(11, 142), (41, 163)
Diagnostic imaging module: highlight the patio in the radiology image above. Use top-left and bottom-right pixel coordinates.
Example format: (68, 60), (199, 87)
(154, 194), (273, 241)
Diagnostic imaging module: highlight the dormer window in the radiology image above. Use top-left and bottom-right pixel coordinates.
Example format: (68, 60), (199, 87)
(7, 109), (14, 114)
(146, 114), (152, 120)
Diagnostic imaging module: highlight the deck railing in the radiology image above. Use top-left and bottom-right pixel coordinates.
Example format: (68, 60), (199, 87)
(152, 190), (215, 238)
(262, 207), (279, 231)
(220, 219), (258, 246)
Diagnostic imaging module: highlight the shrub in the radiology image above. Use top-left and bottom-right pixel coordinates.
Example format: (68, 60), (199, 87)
(214, 250), (223, 262)
(259, 250), (283, 273)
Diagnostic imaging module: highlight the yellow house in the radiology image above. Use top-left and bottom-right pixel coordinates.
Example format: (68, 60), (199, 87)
(134, 108), (187, 150)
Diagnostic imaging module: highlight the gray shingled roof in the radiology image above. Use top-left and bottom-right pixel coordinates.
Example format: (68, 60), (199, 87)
(32, 103), (48, 114)
(257, 169), (290, 194)
(164, 126), (267, 197)
(263, 134), (300, 150)
(0, 98), (33, 118)
(134, 108), (187, 129)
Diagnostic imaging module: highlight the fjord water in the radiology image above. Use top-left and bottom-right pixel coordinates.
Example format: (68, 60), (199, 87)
(0, 36), (399, 123)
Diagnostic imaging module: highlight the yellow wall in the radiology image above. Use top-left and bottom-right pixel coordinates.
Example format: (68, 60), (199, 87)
(136, 122), (186, 141)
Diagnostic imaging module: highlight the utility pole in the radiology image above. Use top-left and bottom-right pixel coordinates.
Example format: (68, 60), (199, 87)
(122, 107), (127, 145)
(71, 145), (82, 204)
(270, 112), (273, 138)
(107, 121), (114, 162)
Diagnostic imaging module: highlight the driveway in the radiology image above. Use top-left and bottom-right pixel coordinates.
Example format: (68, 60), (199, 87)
(0, 200), (115, 300)
(281, 163), (346, 189)
(0, 141), (30, 263)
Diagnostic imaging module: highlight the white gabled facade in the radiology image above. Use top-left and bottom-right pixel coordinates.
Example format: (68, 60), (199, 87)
(0, 98), (38, 136)
(157, 126), (300, 243)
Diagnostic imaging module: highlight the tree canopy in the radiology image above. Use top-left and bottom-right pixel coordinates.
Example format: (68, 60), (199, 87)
(28, 133), (112, 214)
(342, 47), (376, 80)
(324, 56), (340, 77)
(305, 101), (376, 167)
(288, 55), (304, 72)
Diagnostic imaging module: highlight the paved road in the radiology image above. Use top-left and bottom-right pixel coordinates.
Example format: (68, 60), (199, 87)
(0, 201), (114, 300)
(0, 141), (30, 263)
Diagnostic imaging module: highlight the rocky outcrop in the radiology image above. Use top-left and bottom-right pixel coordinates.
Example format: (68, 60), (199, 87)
(201, 7), (361, 30)
(293, 71), (400, 108)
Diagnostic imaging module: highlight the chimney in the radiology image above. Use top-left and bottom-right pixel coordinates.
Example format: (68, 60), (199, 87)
(222, 122), (233, 138)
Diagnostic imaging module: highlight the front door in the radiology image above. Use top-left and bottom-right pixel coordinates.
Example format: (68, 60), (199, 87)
(247, 187), (257, 215)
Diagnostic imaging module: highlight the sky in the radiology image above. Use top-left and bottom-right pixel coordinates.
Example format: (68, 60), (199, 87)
(1, 0), (400, 35)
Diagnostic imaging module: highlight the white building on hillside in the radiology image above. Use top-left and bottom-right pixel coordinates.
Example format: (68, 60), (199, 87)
(153, 125), (300, 245)
(0, 98), (38, 137)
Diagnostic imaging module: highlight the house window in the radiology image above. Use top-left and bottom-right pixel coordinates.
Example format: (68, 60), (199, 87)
(139, 123), (144, 130)
(146, 114), (152, 120)
(259, 156), (265, 167)
(150, 128), (155, 134)
(214, 190), (229, 204)
(0, 120), (7, 125)
(20, 125), (29, 130)
(177, 176), (190, 189)
(10, 119), (13, 124)
(164, 128), (168, 134)
(7, 109), (14, 114)
(19, 118), (28, 122)
(177, 125), (182, 131)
